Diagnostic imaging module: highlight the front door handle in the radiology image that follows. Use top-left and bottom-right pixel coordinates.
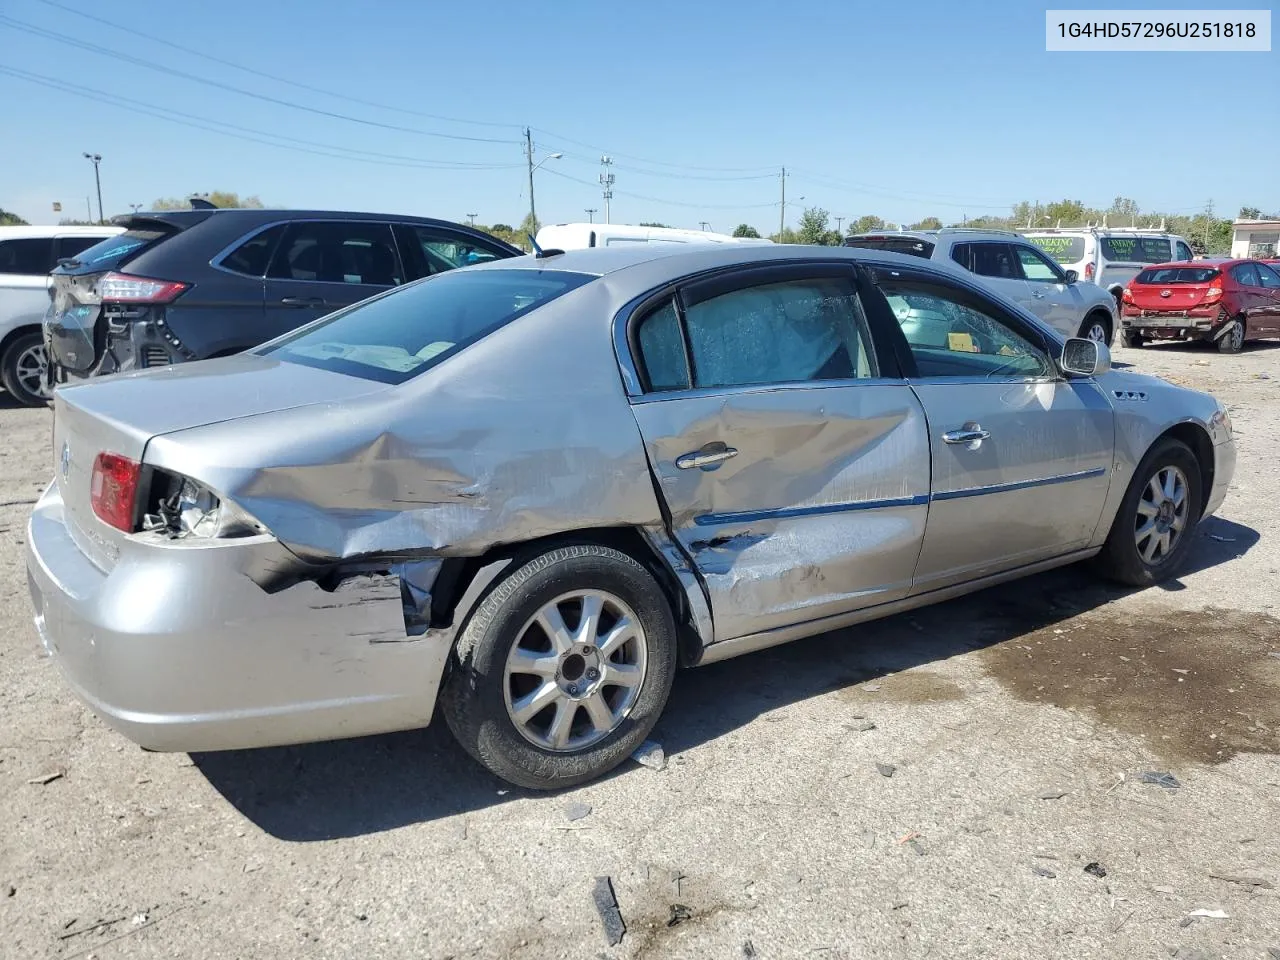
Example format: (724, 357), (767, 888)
(676, 443), (739, 471)
(280, 296), (325, 307)
(1032, 291), (1046, 299)
(942, 422), (991, 447)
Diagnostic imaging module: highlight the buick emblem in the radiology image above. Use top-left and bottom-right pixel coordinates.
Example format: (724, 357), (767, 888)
(1160, 289), (1172, 298)
(59, 442), (71, 479)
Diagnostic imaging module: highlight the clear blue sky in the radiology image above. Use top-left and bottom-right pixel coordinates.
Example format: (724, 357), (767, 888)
(1, 0), (1276, 230)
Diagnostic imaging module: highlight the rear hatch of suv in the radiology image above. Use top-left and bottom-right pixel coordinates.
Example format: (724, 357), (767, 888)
(1125, 266), (1222, 314)
(45, 215), (205, 384)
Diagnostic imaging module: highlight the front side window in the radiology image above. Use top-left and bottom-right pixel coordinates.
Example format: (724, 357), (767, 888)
(877, 279), (1052, 380)
(219, 224), (286, 277)
(0, 237), (52, 275)
(968, 243), (1021, 279)
(261, 268), (594, 384)
(1015, 244), (1065, 282)
(1255, 263), (1280, 289)
(680, 277), (878, 389)
(268, 222), (403, 286)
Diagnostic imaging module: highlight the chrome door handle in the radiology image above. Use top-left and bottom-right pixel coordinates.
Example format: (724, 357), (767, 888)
(676, 445), (739, 470)
(1032, 291), (1046, 299)
(942, 425), (991, 445)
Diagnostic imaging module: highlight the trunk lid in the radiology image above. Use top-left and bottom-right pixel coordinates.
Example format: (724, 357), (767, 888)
(1127, 266), (1220, 312)
(51, 354), (392, 571)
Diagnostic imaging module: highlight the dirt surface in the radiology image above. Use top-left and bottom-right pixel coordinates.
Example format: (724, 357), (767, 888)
(2, 340), (1279, 960)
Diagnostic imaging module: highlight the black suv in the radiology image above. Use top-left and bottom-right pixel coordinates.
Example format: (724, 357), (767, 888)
(45, 209), (521, 385)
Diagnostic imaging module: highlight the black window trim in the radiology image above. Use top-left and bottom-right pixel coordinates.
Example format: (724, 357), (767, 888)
(619, 259), (903, 399)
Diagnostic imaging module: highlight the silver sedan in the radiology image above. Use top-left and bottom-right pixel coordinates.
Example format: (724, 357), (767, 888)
(26, 244), (1236, 788)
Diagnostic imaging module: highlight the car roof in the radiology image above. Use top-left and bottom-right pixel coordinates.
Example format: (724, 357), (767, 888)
(112, 208), (499, 231)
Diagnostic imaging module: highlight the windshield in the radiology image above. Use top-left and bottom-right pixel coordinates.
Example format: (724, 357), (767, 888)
(261, 268), (595, 384)
(1027, 235), (1086, 264)
(1134, 267), (1219, 284)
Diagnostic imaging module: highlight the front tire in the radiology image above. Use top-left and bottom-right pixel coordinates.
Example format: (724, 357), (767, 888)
(441, 544), (678, 790)
(1079, 312), (1112, 346)
(0, 331), (52, 407)
(1217, 316), (1245, 354)
(1093, 438), (1202, 587)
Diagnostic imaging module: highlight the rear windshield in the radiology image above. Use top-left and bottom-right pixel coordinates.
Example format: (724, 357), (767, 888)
(843, 236), (935, 258)
(1134, 267), (1219, 284)
(262, 268), (595, 384)
(56, 228), (170, 273)
(1027, 235), (1086, 264)
(1101, 237), (1171, 264)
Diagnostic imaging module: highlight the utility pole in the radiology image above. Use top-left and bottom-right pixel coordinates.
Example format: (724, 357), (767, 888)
(599, 156), (615, 224)
(466, 213), (477, 226)
(524, 128), (537, 230)
(1202, 198), (1214, 252)
(85, 197), (92, 221)
(834, 216), (844, 235)
(584, 208), (597, 223)
(698, 221), (711, 232)
(779, 166), (786, 239)
(83, 153), (103, 223)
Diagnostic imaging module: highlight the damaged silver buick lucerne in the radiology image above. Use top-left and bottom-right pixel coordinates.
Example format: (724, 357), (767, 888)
(27, 244), (1235, 788)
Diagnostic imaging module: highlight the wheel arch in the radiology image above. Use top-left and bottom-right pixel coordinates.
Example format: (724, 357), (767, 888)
(0, 322), (42, 361)
(430, 526), (710, 668)
(1155, 421), (1215, 519)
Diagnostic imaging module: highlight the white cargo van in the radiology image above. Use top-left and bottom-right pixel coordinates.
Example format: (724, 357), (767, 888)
(1022, 226), (1195, 308)
(535, 223), (772, 251)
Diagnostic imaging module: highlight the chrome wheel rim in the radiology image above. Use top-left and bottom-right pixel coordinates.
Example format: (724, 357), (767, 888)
(1086, 321), (1108, 343)
(14, 343), (51, 399)
(503, 590), (648, 752)
(1134, 465), (1189, 565)
(1230, 321), (1244, 351)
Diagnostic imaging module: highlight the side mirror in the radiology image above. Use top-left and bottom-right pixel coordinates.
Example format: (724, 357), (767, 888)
(1060, 337), (1111, 377)
(1063, 269), (1078, 284)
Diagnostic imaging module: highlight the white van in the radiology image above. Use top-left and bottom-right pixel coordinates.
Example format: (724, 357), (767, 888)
(535, 222), (773, 251)
(0, 223), (123, 405)
(1022, 226), (1195, 307)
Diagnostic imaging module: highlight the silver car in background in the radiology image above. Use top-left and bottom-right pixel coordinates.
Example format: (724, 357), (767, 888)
(26, 244), (1235, 788)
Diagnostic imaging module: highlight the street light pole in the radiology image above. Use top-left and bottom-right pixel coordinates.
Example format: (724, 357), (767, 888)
(82, 153), (103, 223)
(129, 203), (142, 214)
(523, 128), (561, 233)
(466, 213), (477, 226)
(585, 208), (597, 223)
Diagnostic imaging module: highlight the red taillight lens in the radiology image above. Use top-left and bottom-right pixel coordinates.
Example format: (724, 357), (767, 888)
(90, 452), (141, 532)
(1121, 287), (1133, 303)
(1084, 262), (1095, 280)
(98, 272), (188, 304)
(1203, 286), (1222, 305)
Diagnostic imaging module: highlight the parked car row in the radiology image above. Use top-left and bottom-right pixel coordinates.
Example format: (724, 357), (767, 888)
(26, 240), (1236, 788)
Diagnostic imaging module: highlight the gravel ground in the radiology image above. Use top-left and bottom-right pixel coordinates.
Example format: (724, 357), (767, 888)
(1, 341), (1278, 960)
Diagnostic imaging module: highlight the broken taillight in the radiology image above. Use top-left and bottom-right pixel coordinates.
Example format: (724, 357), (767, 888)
(1121, 287), (1134, 303)
(1203, 285), (1223, 305)
(1084, 262), (1096, 280)
(90, 452), (141, 532)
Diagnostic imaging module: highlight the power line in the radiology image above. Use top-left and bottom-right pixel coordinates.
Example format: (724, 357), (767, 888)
(542, 167), (777, 211)
(0, 14), (522, 145)
(0, 66), (523, 171)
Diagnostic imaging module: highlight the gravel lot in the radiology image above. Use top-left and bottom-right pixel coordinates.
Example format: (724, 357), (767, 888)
(2, 341), (1278, 960)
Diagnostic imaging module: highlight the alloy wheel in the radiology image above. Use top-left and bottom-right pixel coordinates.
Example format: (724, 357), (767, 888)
(1134, 465), (1189, 564)
(503, 590), (648, 752)
(14, 343), (52, 400)
(1085, 320), (1109, 343)
(1230, 321), (1244, 351)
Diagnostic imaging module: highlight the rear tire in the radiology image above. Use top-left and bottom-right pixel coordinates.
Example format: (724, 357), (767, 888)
(441, 543), (678, 790)
(1120, 328), (1144, 348)
(0, 331), (52, 407)
(1093, 438), (1202, 587)
(1217, 316), (1245, 354)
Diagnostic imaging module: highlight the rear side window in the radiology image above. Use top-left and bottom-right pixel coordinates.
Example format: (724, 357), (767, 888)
(1231, 263), (1261, 287)
(635, 299), (689, 391)
(219, 224), (286, 277)
(968, 243), (1021, 279)
(54, 236), (110, 262)
(262, 268), (594, 384)
(1027, 235), (1086, 264)
(63, 228), (170, 272)
(0, 237), (52, 275)
(268, 222), (403, 286)
(1135, 267), (1219, 284)
(844, 236), (935, 258)
(1175, 240), (1194, 261)
(394, 225), (510, 281)
(1101, 236), (1171, 263)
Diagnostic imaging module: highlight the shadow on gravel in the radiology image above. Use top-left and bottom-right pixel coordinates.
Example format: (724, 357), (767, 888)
(196, 516), (1261, 841)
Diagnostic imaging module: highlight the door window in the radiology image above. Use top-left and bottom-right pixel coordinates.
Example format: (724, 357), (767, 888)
(1175, 240), (1194, 261)
(877, 279), (1053, 379)
(218, 224), (286, 277)
(632, 275), (879, 391)
(0, 237), (53, 275)
(968, 243), (1021, 279)
(1255, 263), (1280, 289)
(1231, 262), (1261, 287)
(395, 225), (510, 280)
(268, 222), (403, 286)
(1014, 244), (1066, 282)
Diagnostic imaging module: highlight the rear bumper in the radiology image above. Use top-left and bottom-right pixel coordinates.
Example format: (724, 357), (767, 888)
(25, 482), (450, 753)
(1120, 307), (1223, 340)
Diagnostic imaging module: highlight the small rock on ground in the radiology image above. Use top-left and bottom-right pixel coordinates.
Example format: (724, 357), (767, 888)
(876, 763), (896, 778)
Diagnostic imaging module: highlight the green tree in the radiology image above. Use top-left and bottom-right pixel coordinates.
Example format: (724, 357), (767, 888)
(769, 226), (801, 243)
(1043, 199), (1087, 225)
(1108, 196), (1140, 222)
(0, 207), (29, 226)
(732, 224), (761, 238)
(1239, 206), (1262, 220)
(638, 221), (671, 228)
(151, 191), (266, 210)
(515, 212), (540, 251)
(908, 216), (943, 230)
(797, 206), (836, 245)
(852, 214), (885, 235)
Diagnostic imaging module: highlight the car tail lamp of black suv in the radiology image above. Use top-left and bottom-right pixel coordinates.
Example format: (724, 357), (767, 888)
(44, 209), (520, 387)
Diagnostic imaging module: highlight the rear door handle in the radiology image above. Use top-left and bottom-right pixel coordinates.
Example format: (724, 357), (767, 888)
(280, 296), (325, 307)
(675, 444), (739, 471)
(942, 423), (991, 446)
(1032, 291), (1046, 299)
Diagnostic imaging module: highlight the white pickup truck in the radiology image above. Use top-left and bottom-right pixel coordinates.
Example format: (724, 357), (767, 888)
(0, 224), (121, 405)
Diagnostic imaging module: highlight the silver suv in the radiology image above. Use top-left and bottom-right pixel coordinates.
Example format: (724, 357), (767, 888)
(845, 228), (1119, 344)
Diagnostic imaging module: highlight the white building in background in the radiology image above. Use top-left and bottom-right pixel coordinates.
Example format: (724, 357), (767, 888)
(1230, 219), (1280, 259)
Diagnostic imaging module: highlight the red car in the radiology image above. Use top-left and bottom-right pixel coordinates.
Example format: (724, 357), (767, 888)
(1119, 259), (1280, 353)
